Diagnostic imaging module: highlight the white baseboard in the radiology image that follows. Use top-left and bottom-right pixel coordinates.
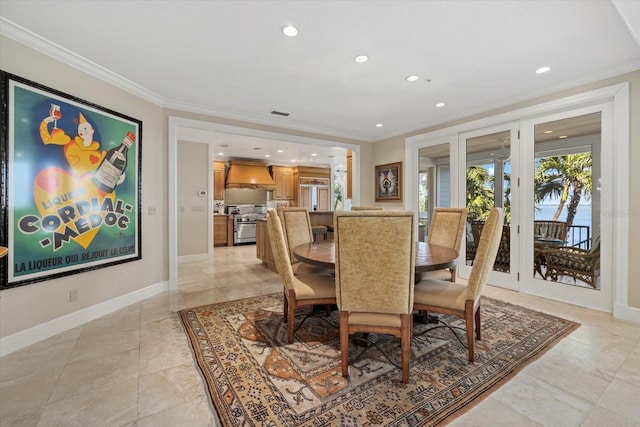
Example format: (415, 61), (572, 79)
(0, 281), (168, 357)
(178, 253), (210, 263)
(613, 302), (640, 324)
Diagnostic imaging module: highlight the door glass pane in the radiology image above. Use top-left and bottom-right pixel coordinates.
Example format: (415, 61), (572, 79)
(465, 130), (510, 272)
(418, 143), (450, 242)
(532, 113), (601, 289)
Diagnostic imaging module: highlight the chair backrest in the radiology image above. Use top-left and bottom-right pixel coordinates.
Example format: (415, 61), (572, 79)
(334, 210), (416, 315)
(351, 206), (384, 211)
(266, 209), (295, 291)
(467, 208), (504, 301)
(278, 207), (314, 262)
(427, 208), (468, 254)
(534, 220), (568, 241)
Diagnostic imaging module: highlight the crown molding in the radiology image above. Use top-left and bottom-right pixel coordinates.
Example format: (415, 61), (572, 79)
(1, 18), (168, 106)
(1, 18), (373, 143)
(163, 98), (374, 143)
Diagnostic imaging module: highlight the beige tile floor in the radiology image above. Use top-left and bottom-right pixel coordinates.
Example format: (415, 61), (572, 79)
(1, 244), (639, 426)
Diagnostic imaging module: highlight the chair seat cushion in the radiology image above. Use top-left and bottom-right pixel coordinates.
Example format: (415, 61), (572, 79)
(414, 279), (468, 311)
(348, 312), (401, 328)
(293, 274), (336, 300)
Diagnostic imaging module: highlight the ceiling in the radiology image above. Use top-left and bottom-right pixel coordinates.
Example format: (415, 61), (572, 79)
(1, 1), (639, 165)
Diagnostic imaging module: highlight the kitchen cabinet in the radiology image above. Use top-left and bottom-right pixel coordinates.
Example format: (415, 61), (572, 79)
(317, 186), (330, 210)
(214, 214), (232, 247)
(293, 166), (331, 211)
(256, 219), (277, 272)
(346, 150), (352, 199)
(269, 166), (294, 199)
(297, 178), (330, 211)
(213, 161), (226, 200)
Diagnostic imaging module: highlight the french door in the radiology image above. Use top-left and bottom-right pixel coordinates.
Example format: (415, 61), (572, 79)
(410, 83), (627, 314)
(418, 140), (455, 243)
(456, 123), (519, 290)
(519, 105), (611, 311)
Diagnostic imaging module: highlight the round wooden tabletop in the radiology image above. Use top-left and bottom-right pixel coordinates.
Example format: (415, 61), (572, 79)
(0, 246), (7, 258)
(293, 240), (458, 272)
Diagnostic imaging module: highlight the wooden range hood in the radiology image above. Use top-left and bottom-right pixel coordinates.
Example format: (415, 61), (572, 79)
(225, 160), (276, 190)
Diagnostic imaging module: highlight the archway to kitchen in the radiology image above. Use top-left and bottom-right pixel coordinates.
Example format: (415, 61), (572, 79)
(168, 117), (361, 290)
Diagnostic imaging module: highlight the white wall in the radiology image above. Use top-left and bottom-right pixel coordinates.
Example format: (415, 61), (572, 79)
(0, 36), (167, 340)
(177, 141), (209, 256)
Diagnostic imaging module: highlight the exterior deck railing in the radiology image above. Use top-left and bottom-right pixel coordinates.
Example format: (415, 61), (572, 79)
(568, 225), (591, 249)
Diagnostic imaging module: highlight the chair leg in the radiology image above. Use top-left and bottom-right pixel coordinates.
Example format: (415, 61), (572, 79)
(283, 291), (289, 324)
(475, 303), (481, 340)
(288, 294), (296, 344)
(465, 300), (475, 362)
(400, 313), (412, 384)
(340, 311), (350, 378)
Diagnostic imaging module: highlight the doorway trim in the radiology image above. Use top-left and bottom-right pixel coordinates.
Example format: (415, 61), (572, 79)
(405, 83), (630, 319)
(168, 117), (361, 290)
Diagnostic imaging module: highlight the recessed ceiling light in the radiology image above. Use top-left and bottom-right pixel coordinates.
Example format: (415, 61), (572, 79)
(277, 149), (284, 153)
(290, 159), (296, 163)
(354, 55), (369, 63)
(406, 75), (419, 82)
(559, 135), (568, 139)
(536, 66), (551, 74)
(376, 123), (383, 127)
(282, 25), (298, 37)
(218, 152), (224, 156)
(435, 102), (446, 108)
(544, 130), (553, 134)
(311, 153), (317, 156)
(265, 154), (270, 158)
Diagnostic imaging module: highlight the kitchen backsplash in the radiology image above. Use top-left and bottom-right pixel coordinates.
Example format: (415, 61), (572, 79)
(224, 188), (267, 205)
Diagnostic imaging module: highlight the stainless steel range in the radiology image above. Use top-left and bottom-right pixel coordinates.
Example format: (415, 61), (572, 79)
(226, 204), (267, 245)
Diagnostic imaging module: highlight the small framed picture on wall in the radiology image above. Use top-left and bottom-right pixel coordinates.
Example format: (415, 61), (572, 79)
(375, 161), (402, 202)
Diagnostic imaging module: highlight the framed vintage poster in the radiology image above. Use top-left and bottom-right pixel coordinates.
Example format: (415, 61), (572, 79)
(375, 161), (402, 202)
(0, 71), (142, 289)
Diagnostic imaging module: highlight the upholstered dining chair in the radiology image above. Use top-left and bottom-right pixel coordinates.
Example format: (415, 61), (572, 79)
(417, 207), (467, 282)
(334, 210), (415, 383)
(267, 209), (336, 344)
(350, 206), (384, 210)
(278, 207), (331, 275)
(414, 207), (503, 362)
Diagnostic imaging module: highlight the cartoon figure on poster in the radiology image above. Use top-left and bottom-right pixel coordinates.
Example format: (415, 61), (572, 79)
(32, 104), (135, 250)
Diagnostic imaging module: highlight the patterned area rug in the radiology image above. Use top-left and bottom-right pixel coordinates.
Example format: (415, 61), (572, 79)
(179, 294), (579, 426)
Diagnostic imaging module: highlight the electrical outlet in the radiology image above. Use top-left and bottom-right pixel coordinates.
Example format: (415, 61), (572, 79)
(69, 289), (78, 302)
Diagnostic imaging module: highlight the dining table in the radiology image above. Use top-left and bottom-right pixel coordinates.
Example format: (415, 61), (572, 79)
(293, 240), (459, 328)
(293, 240), (459, 273)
